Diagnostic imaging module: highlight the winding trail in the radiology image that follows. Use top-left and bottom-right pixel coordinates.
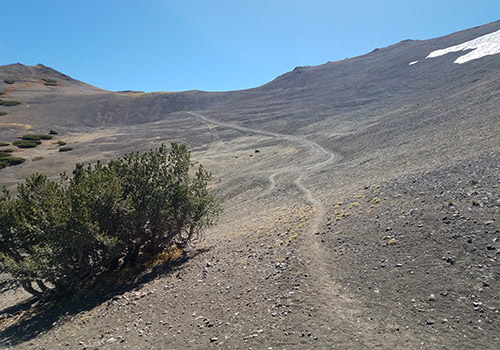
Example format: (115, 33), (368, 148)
(189, 112), (376, 348)
(188, 111), (334, 228)
(188, 111), (373, 345)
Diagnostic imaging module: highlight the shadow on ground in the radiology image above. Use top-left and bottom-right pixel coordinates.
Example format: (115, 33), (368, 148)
(0, 247), (210, 347)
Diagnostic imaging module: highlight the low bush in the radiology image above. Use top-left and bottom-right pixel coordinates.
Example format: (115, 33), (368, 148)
(4, 157), (25, 165)
(57, 140), (67, 146)
(0, 111), (7, 116)
(3, 79), (14, 84)
(0, 142), (9, 147)
(49, 129), (58, 135)
(43, 79), (58, 86)
(22, 134), (53, 141)
(0, 155), (25, 169)
(13, 139), (41, 148)
(0, 100), (21, 106)
(59, 146), (73, 152)
(0, 143), (221, 298)
(0, 151), (14, 158)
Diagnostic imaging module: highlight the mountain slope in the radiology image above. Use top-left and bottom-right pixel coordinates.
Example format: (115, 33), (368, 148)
(1, 20), (500, 350)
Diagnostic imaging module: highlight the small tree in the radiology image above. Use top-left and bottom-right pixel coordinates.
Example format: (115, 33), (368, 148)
(0, 143), (221, 298)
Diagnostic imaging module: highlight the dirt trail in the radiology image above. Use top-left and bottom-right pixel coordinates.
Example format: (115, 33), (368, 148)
(189, 111), (383, 345)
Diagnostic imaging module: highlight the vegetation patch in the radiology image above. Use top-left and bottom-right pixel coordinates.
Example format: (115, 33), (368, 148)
(49, 129), (58, 135)
(0, 155), (25, 169)
(3, 79), (14, 84)
(22, 134), (53, 141)
(42, 79), (58, 86)
(4, 157), (25, 165)
(57, 140), (67, 146)
(0, 143), (221, 299)
(59, 146), (74, 152)
(0, 111), (7, 116)
(13, 139), (41, 148)
(0, 99), (21, 106)
(0, 142), (8, 147)
(0, 150), (15, 158)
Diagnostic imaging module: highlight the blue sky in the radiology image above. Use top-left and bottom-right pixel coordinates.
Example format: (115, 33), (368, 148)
(2, 1), (500, 92)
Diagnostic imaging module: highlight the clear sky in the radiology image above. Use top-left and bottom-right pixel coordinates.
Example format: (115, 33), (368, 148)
(2, 1), (500, 92)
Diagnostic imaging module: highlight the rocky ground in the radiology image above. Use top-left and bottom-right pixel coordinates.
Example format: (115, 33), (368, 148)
(2, 113), (499, 349)
(321, 152), (500, 349)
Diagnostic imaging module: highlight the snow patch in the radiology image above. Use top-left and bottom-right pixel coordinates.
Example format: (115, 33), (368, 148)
(426, 28), (500, 64)
(409, 61), (419, 66)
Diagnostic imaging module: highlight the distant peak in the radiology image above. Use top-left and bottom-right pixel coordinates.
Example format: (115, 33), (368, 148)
(427, 28), (500, 64)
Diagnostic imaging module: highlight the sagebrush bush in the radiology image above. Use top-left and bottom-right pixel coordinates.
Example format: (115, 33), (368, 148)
(0, 111), (6, 116)
(22, 134), (53, 141)
(4, 157), (25, 165)
(3, 79), (14, 84)
(43, 79), (58, 86)
(0, 150), (13, 157)
(0, 143), (221, 297)
(13, 139), (41, 148)
(0, 100), (21, 106)
(59, 146), (73, 152)
(0, 142), (9, 146)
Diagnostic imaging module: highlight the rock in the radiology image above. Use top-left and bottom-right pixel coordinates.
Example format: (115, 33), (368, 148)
(210, 337), (218, 342)
(426, 319), (435, 325)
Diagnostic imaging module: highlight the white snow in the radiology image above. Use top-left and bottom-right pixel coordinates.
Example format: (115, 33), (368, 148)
(409, 60), (419, 65)
(426, 28), (500, 64)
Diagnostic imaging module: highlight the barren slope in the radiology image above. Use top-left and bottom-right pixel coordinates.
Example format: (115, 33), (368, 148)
(1, 20), (500, 349)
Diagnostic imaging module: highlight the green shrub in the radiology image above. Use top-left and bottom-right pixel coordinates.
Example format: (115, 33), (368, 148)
(22, 134), (53, 141)
(59, 146), (73, 152)
(0, 143), (221, 297)
(0, 151), (14, 158)
(3, 79), (14, 84)
(0, 155), (25, 169)
(0, 100), (21, 106)
(0, 142), (9, 147)
(0, 111), (7, 116)
(13, 139), (41, 148)
(0, 91), (5, 95)
(49, 129), (58, 135)
(43, 79), (58, 86)
(57, 140), (67, 146)
(4, 157), (25, 165)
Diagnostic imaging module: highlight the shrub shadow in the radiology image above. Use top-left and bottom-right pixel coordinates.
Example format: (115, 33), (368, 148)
(0, 247), (210, 347)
